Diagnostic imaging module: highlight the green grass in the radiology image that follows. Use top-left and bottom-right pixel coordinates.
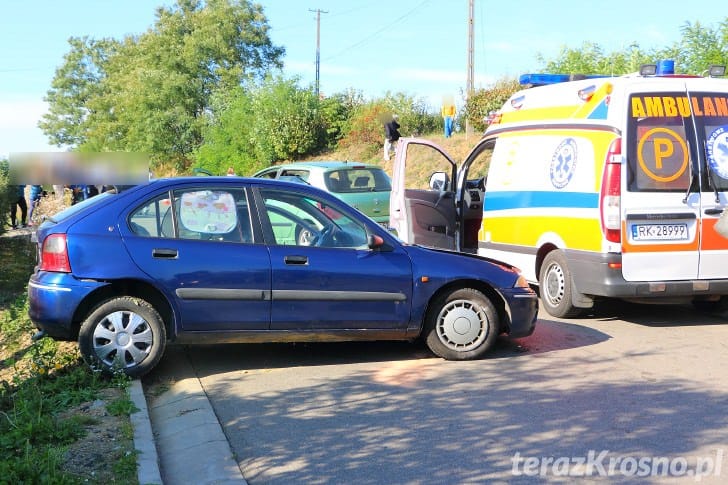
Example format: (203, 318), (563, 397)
(0, 235), (138, 483)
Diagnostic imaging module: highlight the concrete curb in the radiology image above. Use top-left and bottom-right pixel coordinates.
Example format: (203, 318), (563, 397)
(129, 378), (163, 485)
(146, 347), (247, 484)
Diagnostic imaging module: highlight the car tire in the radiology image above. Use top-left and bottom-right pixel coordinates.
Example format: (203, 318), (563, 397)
(78, 297), (166, 377)
(539, 250), (583, 318)
(424, 288), (498, 360)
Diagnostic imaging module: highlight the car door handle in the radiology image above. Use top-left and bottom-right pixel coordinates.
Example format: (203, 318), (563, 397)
(705, 208), (724, 216)
(152, 248), (178, 259)
(284, 255), (308, 265)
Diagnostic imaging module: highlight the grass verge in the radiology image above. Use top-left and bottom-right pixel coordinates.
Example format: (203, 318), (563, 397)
(0, 233), (139, 484)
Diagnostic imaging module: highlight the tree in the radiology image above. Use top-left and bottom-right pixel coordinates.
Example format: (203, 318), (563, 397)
(41, 0), (284, 169)
(196, 77), (327, 174)
(38, 36), (119, 148)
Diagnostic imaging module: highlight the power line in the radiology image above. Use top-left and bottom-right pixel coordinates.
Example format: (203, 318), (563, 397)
(323, 0), (431, 62)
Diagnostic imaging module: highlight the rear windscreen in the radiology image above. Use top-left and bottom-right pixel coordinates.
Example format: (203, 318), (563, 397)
(323, 168), (392, 193)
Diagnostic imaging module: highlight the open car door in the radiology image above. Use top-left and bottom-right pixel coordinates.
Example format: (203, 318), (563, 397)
(390, 137), (459, 250)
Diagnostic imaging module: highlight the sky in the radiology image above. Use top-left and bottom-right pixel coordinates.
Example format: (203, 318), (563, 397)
(1, 0), (725, 157)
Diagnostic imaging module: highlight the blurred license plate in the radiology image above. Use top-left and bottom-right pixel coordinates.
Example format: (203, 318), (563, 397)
(631, 223), (688, 241)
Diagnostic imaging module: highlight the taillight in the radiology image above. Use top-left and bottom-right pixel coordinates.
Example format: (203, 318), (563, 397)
(600, 138), (622, 243)
(40, 234), (71, 273)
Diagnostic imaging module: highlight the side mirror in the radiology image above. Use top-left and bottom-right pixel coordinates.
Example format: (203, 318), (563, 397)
(429, 172), (449, 191)
(368, 234), (385, 249)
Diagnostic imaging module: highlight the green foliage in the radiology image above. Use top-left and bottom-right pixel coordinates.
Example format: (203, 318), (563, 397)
(38, 36), (119, 148)
(669, 20), (728, 74)
(318, 89), (365, 149)
(41, 0), (284, 170)
(536, 41), (654, 75)
(196, 77), (327, 174)
(249, 76), (326, 164)
(338, 92), (440, 156)
(465, 78), (521, 133)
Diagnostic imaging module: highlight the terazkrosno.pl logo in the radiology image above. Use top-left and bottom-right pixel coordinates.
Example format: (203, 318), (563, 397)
(511, 449), (723, 481)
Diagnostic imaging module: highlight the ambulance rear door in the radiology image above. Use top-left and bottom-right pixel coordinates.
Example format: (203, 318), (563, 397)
(687, 79), (728, 279)
(621, 79), (728, 282)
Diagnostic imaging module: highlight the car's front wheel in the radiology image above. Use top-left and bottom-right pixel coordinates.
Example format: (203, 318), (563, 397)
(424, 288), (498, 360)
(78, 297), (166, 377)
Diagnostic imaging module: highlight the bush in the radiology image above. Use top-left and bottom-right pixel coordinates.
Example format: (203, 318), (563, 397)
(464, 77), (521, 133)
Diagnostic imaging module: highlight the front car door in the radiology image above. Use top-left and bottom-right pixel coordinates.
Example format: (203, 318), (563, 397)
(390, 137), (459, 249)
(256, 186), (413, 331)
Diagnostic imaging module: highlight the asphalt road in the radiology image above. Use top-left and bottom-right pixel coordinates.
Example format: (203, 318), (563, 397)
(159, 301), (728, 484)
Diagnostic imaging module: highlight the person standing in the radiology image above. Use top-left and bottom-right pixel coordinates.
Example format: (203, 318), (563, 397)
(27, 184), (43, 226)
(441, 98), (456, 138)
(9, 185), (27, 229)
(383, 114), (401, 161)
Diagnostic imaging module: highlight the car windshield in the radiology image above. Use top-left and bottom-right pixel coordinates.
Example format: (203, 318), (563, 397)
(323, 168), (391, 193)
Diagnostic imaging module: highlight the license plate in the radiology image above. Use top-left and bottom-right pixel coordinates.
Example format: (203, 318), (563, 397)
(631, 223), (688, 241)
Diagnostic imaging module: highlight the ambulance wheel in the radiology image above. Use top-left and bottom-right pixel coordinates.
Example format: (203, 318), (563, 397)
(539, 251), (583, 318)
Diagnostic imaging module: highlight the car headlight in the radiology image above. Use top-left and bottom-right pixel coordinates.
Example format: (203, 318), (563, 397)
(513, 274), (529, 288)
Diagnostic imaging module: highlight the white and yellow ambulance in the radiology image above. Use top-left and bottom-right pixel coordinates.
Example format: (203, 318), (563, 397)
(390, 61), (728, 317)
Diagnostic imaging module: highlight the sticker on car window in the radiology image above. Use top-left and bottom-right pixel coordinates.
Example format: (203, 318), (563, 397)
(179, 191), (237, 234)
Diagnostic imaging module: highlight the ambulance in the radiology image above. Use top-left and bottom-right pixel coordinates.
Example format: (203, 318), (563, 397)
(390, 60), (728, 317)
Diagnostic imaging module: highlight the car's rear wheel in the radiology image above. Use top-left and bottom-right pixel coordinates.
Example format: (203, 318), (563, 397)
(78, 297), (166, 377)
(424, 288), (498, 360)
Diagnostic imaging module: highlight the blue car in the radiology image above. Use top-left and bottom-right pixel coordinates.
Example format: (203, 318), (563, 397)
(28, 177), (537, 377)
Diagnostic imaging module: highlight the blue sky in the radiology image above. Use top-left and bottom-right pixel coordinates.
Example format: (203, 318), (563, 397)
(1, 0), (724, 156)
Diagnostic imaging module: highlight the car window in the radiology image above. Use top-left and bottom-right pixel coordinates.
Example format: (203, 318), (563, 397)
(129, 188), (252, 242)
(259, 188), (368, 248)
(129, 193), (173, 238)
(256, 169), (279, 179)
(324, 168), (391, 193)
(279, 169), (310, 182)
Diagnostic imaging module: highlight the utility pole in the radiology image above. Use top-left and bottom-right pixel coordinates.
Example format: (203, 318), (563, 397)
(466, 0), (475, 136)
(309, 8), (328, 98)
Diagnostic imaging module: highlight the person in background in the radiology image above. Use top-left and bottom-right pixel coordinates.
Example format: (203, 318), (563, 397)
(227, 167), (236, 176)
(27, 184), (43, 226)
(441, 97), (456, 138)
(383, 114), (401, 161)
(9, 185), (27, 229)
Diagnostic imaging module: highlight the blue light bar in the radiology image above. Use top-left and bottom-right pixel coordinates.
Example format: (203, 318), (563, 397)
(519, 73), (611, 86)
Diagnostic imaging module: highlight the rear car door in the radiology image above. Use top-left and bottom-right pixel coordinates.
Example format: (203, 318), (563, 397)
(256, 186), (413, 330)
(622, 80), (728, 281)
(123, 183), (272, 332)
(390, 137), (459, 249)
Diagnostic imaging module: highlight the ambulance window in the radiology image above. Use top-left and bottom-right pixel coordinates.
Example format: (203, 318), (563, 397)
(627, 93), (691, 192)
(692, 92), (728, 192)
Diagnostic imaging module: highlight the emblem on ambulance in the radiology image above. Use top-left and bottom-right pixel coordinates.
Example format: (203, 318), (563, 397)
(706, 126), (728, 179)
(550, 138), (578, 189)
